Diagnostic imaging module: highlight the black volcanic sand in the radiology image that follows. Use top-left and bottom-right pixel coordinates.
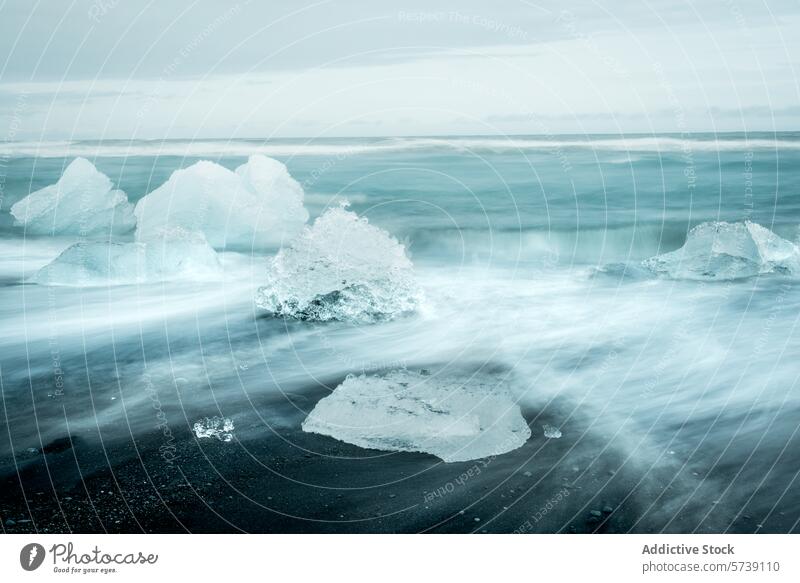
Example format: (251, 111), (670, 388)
(3, 383), (796, 534)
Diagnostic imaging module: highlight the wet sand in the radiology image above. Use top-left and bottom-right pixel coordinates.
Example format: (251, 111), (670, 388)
(3, 387), (793, 534)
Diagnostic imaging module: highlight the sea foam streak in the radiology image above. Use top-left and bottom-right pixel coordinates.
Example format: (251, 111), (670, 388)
(1, 136), (798, 158)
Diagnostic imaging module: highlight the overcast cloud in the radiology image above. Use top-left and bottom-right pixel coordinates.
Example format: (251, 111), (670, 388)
(0, 0), (798, 138)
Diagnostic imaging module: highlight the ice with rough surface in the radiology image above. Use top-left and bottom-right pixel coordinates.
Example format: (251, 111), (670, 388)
(34, 228), (221, 286)
(543, 424), (562, 439)
(134, 155), (308, 250)
(302, 369), (531, 462)
(642, 221), (800, 280)
(255, 205), (423, 323)
(193, 416), (234, 442)
(10, 157), (135, 235)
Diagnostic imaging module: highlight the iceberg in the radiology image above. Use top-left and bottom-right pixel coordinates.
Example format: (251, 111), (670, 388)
(34, 228), (221, 286)
(642, 221), (800, 281)
(255, 204), (423, 323)
(134, 155), (308, 250)
(302, 369), (531, 462)
(10, 157), (135, 235)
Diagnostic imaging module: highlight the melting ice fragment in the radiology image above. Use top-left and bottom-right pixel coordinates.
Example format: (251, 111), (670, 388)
(542, 424), (562, 439)
(255, 204), (423, 323)
(134, 155), (308, 250)
(302, 369), (531, 462)
(193, 416), (234, 442)
(10, 157), (135, 235)
(642, 221), (800, 281)
(33, 228), (222, 286)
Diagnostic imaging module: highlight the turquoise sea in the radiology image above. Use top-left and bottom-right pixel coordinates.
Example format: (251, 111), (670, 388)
(1, 133), (799, 533)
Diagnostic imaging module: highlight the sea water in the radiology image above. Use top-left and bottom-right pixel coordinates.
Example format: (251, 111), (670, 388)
(1, 133), (799, 531)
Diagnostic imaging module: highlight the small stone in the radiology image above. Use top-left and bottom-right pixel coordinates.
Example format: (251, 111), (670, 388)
(5, 519), (16, 526)
(602, 505), (613, 514)
(523, 471), (532, 477)
(388, 494), (396, 498)
(474, 517), (480, 522)
(25, 447), (39, 455)
(590, 510), (602, 517)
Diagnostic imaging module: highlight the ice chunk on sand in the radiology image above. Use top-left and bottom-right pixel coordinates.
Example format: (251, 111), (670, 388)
(302, 369), (531, 462)
(193, 416), (234, 442)
(542, 424), (562, 439)
(642, 221), (800, 281)
(10, 157), (135, 235)
(255, 204), (423, 323)
(34, 228), (221, 286)
(134, 155), (308, 250)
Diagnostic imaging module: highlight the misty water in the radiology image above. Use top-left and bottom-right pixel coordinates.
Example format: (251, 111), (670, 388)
(2, 133), (799, 533)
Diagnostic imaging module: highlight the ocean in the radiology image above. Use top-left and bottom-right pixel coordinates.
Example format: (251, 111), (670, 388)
(1, 133), (799, 533)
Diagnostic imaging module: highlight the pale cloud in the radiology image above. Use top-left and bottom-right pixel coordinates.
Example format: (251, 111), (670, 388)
(0, 0), (798, 138)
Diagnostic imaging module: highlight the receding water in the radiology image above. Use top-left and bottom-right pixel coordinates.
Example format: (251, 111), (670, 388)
(1, 133), (799, 533)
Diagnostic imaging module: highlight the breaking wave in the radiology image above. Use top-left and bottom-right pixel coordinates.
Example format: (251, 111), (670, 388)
(1, 134), (798, 158)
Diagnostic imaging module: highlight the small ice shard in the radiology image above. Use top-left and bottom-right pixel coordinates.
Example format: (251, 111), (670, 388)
(33, 228), (222, 286)
(543, 424), (562, 439)
(255, 204), (423, 323)
(302, 369), (531, 462)
(10, 157), (135, 235)
(193, 416), (234, 442)
(642, 221), (800, 281)
(134, 155), (308, 250)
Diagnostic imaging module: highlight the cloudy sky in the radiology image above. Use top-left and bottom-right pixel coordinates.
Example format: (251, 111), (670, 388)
(0, 0), (798, 139)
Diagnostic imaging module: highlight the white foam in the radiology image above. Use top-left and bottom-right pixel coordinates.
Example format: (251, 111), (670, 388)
(302, 369), (531, 462)
(1, 136), (798, 158)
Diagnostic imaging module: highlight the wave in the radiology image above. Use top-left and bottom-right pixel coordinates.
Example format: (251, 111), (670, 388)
(1, 135), (799, 158)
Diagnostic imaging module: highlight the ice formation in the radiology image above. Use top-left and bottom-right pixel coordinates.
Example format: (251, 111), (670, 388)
(10, 157), (135, 235)
(543, 424), (562, 439)
(33, 228), (221, 286)
(255, 205), (423, 323)
(134, 155), (308, 250)
(302, 369), (531, 462)
(193, 416), (234, 442)
(642, 221), (800, 281)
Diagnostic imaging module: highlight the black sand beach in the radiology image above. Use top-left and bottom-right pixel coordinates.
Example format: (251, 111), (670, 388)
(3, 387), (796, 534)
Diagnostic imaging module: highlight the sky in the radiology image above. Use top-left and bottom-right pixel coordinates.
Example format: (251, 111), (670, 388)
(0, 0), (798, 139)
